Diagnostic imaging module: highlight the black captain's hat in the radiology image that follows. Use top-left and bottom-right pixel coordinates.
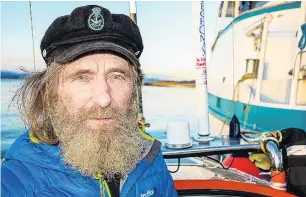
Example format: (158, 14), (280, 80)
(40, 5), (143, 68)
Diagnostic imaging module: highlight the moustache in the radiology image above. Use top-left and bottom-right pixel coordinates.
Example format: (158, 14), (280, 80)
(74, 105), (128, 122)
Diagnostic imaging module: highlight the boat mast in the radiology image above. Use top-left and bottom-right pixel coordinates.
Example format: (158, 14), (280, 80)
(29, 1), (36, 71)
(129, 0), (145, 116)
(129, 0), (137, 24)
(192, 1), (210, 136)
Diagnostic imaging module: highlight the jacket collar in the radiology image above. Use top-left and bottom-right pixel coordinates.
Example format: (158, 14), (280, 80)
(120, 140), (162, 196)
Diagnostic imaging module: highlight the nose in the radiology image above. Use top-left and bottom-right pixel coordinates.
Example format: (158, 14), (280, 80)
(91, 78), (111, 108)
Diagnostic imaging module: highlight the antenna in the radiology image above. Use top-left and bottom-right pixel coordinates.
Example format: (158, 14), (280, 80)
(192, 1), (210, 137)
(29, 1), (36, 71)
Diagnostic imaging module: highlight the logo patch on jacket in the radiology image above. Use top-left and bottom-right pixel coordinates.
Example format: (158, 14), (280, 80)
(140, 187), (156, 197)
(135, 172), (164, 196)
(140, 190), (154, 197)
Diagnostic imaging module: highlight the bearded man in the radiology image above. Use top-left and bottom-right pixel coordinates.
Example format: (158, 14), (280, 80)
(1, 5), (177, 197)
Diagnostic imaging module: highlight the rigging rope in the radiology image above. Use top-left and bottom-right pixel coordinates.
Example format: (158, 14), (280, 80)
(219, 73), (257, 135)
(231, 1), (236, 114)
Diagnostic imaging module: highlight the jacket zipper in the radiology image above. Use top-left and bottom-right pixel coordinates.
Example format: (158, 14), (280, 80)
(95, 174), (111, 197)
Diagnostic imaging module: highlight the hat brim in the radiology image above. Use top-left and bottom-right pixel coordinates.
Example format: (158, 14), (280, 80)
(54, 41), (141, 68)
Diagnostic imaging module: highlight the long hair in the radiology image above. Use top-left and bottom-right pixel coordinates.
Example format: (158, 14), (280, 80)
(14, 63), (64, 144)
(14, 58), (144, 145)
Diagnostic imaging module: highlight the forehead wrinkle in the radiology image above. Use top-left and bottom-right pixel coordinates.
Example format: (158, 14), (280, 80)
(64, 55), (101, 75)
(97, 54), (130, 73)
(62, 54), (131, 77)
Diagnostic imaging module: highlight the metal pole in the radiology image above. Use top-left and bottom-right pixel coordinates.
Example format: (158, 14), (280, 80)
(192, 1), (210, 136)
(129, 1), (144, 116)
(129, 0), (137, 24)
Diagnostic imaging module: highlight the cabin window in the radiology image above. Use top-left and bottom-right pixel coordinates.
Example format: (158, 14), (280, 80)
(239, 1), (268, 14)
(296, 55), (306, 105)
(219, 1), (236, 17)
(246, 59), (259, 76)
(216, 97), (221, 108)
(225, 1), (235, 17)
(239, 1), (250, 14)
(218, 2), (223, 17)
(250, 1), (268, 9)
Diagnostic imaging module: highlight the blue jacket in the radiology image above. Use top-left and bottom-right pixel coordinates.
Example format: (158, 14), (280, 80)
(1, 132), (178, 197)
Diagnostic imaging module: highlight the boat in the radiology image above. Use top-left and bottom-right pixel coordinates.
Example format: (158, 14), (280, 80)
(162, 131), (299, 197)
(1, 1), (304, 196)
(151, 1), (306, 196)
(207, 1), (306, 133)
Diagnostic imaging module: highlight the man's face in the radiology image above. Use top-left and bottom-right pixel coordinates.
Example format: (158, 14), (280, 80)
(50, 53), (145, 177)
(58, 53), (134, 130)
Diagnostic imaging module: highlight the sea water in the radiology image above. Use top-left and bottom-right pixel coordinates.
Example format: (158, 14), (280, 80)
(2, 79), (212, 155)
(1, 79), (26, 155)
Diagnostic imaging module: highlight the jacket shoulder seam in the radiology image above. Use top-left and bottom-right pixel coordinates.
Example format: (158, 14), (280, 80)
(143, 140), (162, 163)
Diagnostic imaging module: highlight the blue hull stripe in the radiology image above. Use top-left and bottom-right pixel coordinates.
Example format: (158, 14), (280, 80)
(208, 93), (306, 132)
(220, 2), (301, 37)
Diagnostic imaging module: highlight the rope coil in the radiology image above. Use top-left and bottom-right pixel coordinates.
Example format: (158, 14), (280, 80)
(259, 131), (282, 154)
(298, 23), (306, 50)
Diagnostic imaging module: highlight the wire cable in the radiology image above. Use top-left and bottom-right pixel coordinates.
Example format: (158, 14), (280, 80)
(168, 158), (181, 173)
(203, 155), (236, 170)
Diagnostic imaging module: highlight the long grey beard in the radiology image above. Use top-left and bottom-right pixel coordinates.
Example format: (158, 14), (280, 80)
(50, 100), (147, 178)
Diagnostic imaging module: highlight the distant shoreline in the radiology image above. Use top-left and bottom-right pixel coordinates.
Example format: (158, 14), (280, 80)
(1, 77), (28, 80)
(1, 71), (30, 79)
(144, 81), (195, 88)
(1, 71), (196, 87)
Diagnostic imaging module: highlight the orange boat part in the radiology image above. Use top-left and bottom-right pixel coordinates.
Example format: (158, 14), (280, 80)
(223, 155), (263, 178)
(271, 170), (287, 191)
(174, 179), (297, 197)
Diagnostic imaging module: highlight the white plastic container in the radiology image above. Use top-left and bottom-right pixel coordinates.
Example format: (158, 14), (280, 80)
(166, 120), (192, 149)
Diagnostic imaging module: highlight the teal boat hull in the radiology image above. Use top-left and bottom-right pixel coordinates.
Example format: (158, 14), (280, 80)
(208, 93), (306, 132)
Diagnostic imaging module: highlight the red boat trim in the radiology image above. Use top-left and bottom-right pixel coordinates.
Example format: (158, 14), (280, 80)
(174, 180), (297, 197)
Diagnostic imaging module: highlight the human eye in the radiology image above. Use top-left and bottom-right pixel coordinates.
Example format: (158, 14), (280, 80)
(74, 74), (90, 82)
(108, 73), (127, 81)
